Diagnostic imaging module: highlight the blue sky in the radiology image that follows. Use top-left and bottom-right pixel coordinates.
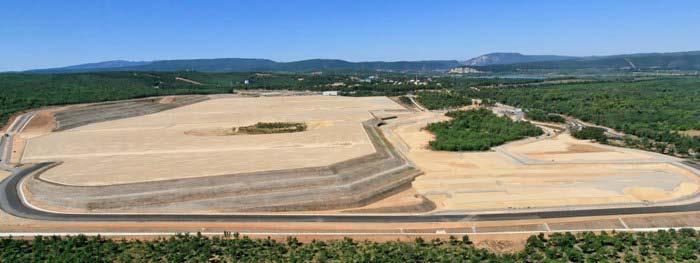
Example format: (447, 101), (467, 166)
(1, 0), (698, 71)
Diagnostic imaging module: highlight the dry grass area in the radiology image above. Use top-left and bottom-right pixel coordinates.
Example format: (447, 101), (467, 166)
(383, 111), (700, 212)
(20, 96), (405, 186)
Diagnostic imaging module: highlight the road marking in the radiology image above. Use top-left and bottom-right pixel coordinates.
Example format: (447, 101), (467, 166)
(618, 217), (630, 229)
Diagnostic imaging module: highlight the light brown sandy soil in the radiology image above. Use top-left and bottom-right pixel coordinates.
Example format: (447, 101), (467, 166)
(679, 130), (700, 137)
(158, 96), (177, 104)
(0, 171), (9, 180)
(383, 111), (700, 212)
(528, 144), (611, 155)
(388, 96), (414, 109)
(21, 96), (405, 186)
(340, 188), (432, 213)
(9, 110), (58, 164)
(22, 111), (56, 135)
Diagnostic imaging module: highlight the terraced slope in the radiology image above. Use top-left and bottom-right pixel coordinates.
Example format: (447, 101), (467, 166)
(24, 119), (425, 213)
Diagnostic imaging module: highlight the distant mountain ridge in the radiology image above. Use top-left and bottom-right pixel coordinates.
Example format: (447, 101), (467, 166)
(53, 60), (151, 71)
(462, 53), (576, 66)
(28, 58), (461, 73)
(473, 51), (700, 71)
(25, 51), (700, 73)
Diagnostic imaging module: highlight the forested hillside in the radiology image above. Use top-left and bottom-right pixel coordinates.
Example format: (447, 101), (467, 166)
(461, 77), (700, 157)
(1, 230), (698, 262)
(476, 51), (700, 72)
(28, 58), (462, 73)
(0, 72), (230, 127)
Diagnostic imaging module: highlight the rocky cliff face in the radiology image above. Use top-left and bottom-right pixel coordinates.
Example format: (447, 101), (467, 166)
(462, 53), (575, 66)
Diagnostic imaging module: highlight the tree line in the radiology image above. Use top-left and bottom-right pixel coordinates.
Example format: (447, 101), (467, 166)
(1, 229), (698, 262)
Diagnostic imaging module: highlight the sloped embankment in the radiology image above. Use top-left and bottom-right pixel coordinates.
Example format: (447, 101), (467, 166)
(24, 118), (428, 213)
(52, 95), (209, 131)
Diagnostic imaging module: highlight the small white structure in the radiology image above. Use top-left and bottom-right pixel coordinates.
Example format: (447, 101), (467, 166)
(322, 91), (339, 96)
(513, 108), (524, 121)
(243, 80), (250, 85)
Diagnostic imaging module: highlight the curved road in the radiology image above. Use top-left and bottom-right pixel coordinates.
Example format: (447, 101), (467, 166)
(3, 162), (700, 223)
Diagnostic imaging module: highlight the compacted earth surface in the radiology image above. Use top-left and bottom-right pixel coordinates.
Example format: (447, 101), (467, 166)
(6, 95), (700, 216)
(20, 96), (404, 186)
(382, 111), (700, 213)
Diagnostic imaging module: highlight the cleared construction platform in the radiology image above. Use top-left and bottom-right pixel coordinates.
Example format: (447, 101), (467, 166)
(18, 95), (427, 213)
(8, 95), (700, 216)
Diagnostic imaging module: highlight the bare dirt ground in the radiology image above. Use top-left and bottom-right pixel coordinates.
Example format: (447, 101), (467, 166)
(382, 111), (700, 212)
(9, 109), (60, 164)
(21, 110), (56, 136)
(0, 171), (9, 180)
(20, 96), (405, 186)
(679, 130), (700, 137)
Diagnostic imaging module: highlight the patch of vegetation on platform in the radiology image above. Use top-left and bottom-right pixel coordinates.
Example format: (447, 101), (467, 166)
(238, 122), (307, 135)
(416, 92), (471, 110)
(186, 122), (307, 136)
(525, 109), (565, 123)
(426, 109), (543, 151)
(572, 126), (608, 143)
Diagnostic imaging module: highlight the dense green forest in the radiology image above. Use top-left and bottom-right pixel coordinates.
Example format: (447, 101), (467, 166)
(475, 51), (700, 72)
(426, 109), (543, 151)
(416, 92), (472, 110)
(0, 72), (229, 126)
(1, 229), (698, 262)
(525, 109), (566, 123)
(461, 77), (700, 157)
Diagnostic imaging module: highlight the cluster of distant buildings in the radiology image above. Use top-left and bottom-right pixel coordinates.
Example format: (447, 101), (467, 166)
(448, 66), (483, 74)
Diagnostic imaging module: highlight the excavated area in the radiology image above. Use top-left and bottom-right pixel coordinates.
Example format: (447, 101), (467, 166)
(382, 111), (700, 213)
(21, 96), (428, 213)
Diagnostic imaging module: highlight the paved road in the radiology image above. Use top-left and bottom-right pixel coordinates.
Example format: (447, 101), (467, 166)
(0, 136), (6, 165)
(3, 162), (700, 223)
(684, 160), (700, 170)
(0, 112), (35, 169)
(7, 112), (35, 133)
